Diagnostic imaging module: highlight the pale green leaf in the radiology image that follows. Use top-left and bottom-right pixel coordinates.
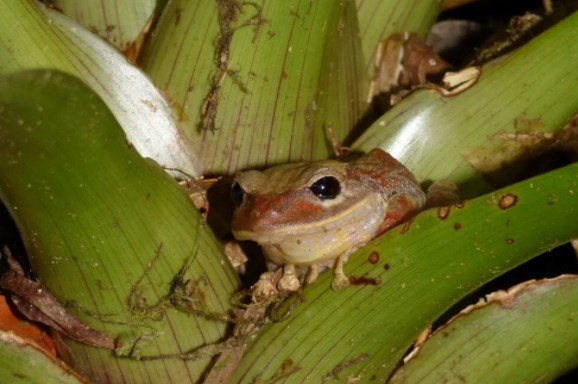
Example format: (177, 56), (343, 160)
(0, 0), (201, 177)
(389, 276), (578, 384)
(0, 331), (87, 384)
(0, 69), (238, 383)
(53, 0), (156, 51)
(141, 0), (365, 174)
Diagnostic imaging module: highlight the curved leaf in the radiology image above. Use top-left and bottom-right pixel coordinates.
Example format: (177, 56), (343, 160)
(354, 11), (578, 197)
(0, 70), (238, 383)
(389, 276), (578, 384)
(52, 0), (156, 52)
(141, 0), (365, 174)
(231, 162), (578, 383)
(0, 0), (202, 177)
(0, 331), (87, 384)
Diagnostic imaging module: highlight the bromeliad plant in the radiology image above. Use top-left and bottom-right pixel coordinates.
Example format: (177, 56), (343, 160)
(0, 1), (577, 383)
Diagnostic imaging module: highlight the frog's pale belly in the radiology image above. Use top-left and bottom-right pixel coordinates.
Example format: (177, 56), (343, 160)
(236, 193), (387, 266)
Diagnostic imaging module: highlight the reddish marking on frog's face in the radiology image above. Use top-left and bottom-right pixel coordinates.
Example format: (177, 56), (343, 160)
(232, 190), (322, 233)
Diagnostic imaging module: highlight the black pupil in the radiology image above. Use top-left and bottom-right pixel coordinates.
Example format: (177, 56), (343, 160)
(309, 176), (341, 200)
(230, 181), (245, 206)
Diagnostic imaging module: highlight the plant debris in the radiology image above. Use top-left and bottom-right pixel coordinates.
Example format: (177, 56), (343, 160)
(368, 32), (451, 105)
(462, 114), (578, 187)
(200, 1), (267, 132)
(322, 353), (369, 382)
(348, 275), (381, 286)
(0, 247), (115, 349)
(476, 12), (543, 63)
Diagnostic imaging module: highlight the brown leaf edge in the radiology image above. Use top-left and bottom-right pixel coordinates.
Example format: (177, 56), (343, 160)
(402, 274), (578, 363)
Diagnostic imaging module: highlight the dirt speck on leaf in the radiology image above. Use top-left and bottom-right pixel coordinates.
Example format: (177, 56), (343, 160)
(368, 251), (379, 264)
(437, 206), (451, 220)
(322, 353), (369, 382)
(349, 275), (380, 286)
(498, 193), (518, 209)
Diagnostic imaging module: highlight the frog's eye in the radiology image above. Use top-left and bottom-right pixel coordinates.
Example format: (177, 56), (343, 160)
(231, 181), (245, 207)
(309, 176), (341, 200)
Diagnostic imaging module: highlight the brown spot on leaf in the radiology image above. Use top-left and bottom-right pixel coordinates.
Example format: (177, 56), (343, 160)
(281, 358), (294, 372)
(505, 238), (515, 244)
(368, 251), (379, 264)
(498, 193), (518, 209)
(322, 353), (369, 382)
(546, 194), (559, 205)
(515, 114), (544, 133)
(349, 275), (380, 286)
(384, 263), (390, 270)
(140, 99), (158, 113)
(437, 206), (451, 219)
(453, 222), (462, 231)
(454, 201), (466, 209)
(174, 8), (183, 24)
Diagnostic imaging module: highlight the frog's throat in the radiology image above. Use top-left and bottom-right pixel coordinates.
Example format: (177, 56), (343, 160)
(232, 194), (383, 242)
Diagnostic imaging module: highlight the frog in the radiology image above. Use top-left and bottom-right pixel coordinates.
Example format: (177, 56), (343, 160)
(230, 148), (426, 291)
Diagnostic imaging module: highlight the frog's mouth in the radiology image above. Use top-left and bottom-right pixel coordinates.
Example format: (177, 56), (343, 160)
(232, 193), (385, 244)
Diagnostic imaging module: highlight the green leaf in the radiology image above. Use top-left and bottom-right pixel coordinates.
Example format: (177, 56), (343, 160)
(52, 0), (156, 51)
(354, 11), (578, 197)
(0, 331), (86, 384)
(0, 69), (238, 383)
(140, 0), (366, 174)
(231, 162), (578, 383)
(389, 276), (578, 384)
(0, 0), (202, 176)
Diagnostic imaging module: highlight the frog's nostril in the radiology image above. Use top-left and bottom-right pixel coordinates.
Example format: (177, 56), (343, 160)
(231, 181), (245, 206)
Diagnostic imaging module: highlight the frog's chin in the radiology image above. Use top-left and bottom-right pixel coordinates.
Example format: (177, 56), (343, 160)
(232, 209), (385, 266)
(260, 227), (373, 266)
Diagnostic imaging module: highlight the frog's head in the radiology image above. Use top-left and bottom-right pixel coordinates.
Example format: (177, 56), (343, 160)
(230, 149), (425, 266)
